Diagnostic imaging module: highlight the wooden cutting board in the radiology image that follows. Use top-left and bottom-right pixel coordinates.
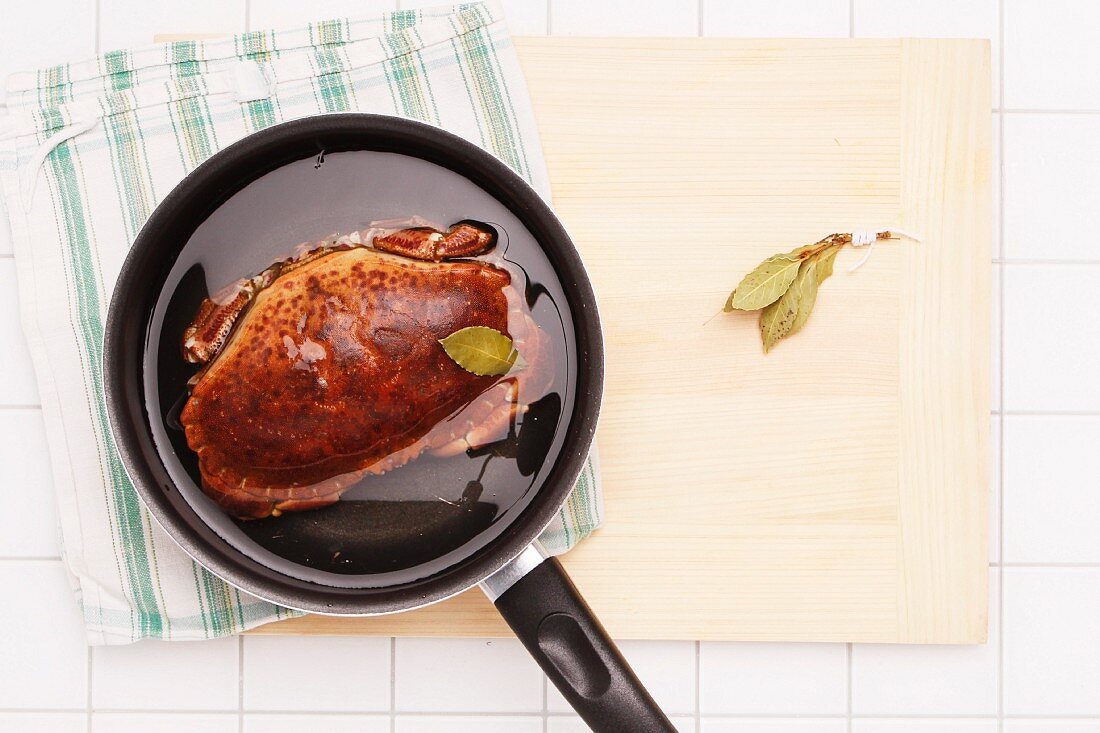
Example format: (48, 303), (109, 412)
(240, 37), (990, 644)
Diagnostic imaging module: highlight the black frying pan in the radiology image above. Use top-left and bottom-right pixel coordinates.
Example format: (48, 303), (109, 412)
(103, 113), (673, 731)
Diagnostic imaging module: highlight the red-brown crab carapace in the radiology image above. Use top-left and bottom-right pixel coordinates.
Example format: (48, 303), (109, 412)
(179, 221), (551, 519)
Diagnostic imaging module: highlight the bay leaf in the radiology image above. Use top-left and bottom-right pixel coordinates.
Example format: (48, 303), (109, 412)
(725, 253), (801, 311)
(762, 245), (845, 349)
(814, 244), (840, 284)
(787, 257), (822, 337)
(759, 279), (803, 353)
(788, 243), (822, 259)
(439, 326), (519, 376)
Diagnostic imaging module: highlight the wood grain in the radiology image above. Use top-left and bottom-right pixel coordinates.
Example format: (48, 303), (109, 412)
(247, 38), (991, 643)
(896, 39), (992, 643)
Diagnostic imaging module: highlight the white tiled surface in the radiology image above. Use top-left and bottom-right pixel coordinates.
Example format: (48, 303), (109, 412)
(1004, 416), (1100, 562)
(549, 716), (696, 732)
(855, 0), (1001, 106)
(395, 638), (543, 713)
(702, 721), (848, 733)
(98, 0), (246, 52)
(0, 1), (95, 86)
(400, 717), (543, 733)
(1004, 723), (1100, 733)
(0, 409), (61, 557)
(1, 1), (1097, 731)
(851, 722), (999, 733)
(1003, 114), (1100, 260)
(702, 0), (849, 38)
(91, 713), (239, 733)
(249, 0), (397, 33)
(1003, 0), (1100, 109)
(989, 416), (1002, 563)
(551, 0), (698, 36)
(244, 714), (390, 733)
(0, 262), (41, 404)
(243, 636), (391, 711)
(0, 563), (88, 710)
(0, 714), (86, 733)
(1002, 569), (1100, 715)
(851, 572), (1001, 715)
(1003, 265), (1100, 411)
(699, 642), (848, 714)
(92, 637), (240, 710)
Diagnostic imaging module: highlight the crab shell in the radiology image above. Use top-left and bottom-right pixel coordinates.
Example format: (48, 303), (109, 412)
(179, 222), (551, 520)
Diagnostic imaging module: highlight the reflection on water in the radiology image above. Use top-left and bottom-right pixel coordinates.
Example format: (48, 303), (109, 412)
(235, 393), (561, 574)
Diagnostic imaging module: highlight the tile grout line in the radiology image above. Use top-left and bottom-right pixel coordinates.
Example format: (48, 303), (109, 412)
(542, 673), (548, 733)
(1001, 410), (1100, 416)
(846, 643), (853, 731)
(393, 633), (398, 730)
(856, 714), (1099, 720)
(694, 640), (701, 730)
(8, 702), (1100, 722)
(238, 636), (244, 733)
(1003, 108), (1100, 114)
(27, 708), (1100, 720)
(86, 643), (93, 732)
(849, 0), (855, 38)
(995, 259), (1100, 265)
(1002, 562), (1100, 568)
(697, 0), (703, 37)
(997, 0), (1006, 727)
(94, 0), (101, 54)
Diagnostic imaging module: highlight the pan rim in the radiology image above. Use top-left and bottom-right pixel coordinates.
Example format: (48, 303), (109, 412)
(102, 112), (604, 616)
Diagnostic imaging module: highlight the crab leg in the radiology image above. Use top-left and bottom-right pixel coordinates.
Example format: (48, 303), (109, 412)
(373, 221), (496, 261)
(429, 381), (524, 457)
(429, 307), (554, 458)
(182, 274), (267, 364)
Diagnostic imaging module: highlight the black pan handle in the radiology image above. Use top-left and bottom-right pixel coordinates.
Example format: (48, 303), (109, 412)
(482, 543), (675, 732)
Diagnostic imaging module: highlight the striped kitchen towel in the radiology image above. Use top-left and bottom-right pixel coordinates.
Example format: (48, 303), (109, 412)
(0, 1), (602, 645)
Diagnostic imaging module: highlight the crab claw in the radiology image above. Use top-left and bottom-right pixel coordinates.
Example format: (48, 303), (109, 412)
(182, 277), (261, 364)
(373, 221), (495, 261)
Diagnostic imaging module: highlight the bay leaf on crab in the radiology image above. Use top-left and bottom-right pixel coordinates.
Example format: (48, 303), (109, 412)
(724, 253), (802, 311)
(759, 278), (804, 353)
(440, 325), (519, 376)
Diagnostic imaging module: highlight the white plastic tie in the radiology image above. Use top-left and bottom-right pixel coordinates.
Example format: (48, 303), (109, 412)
(846, 228), (922, 272)
(21, 114), (101, 212)
(231, 60), (271, 103)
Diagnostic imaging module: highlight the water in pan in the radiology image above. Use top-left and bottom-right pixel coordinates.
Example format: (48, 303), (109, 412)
(145, 150), (576, 588)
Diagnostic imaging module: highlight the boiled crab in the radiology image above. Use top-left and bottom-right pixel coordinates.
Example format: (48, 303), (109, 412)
(179, 220), (551, 520)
